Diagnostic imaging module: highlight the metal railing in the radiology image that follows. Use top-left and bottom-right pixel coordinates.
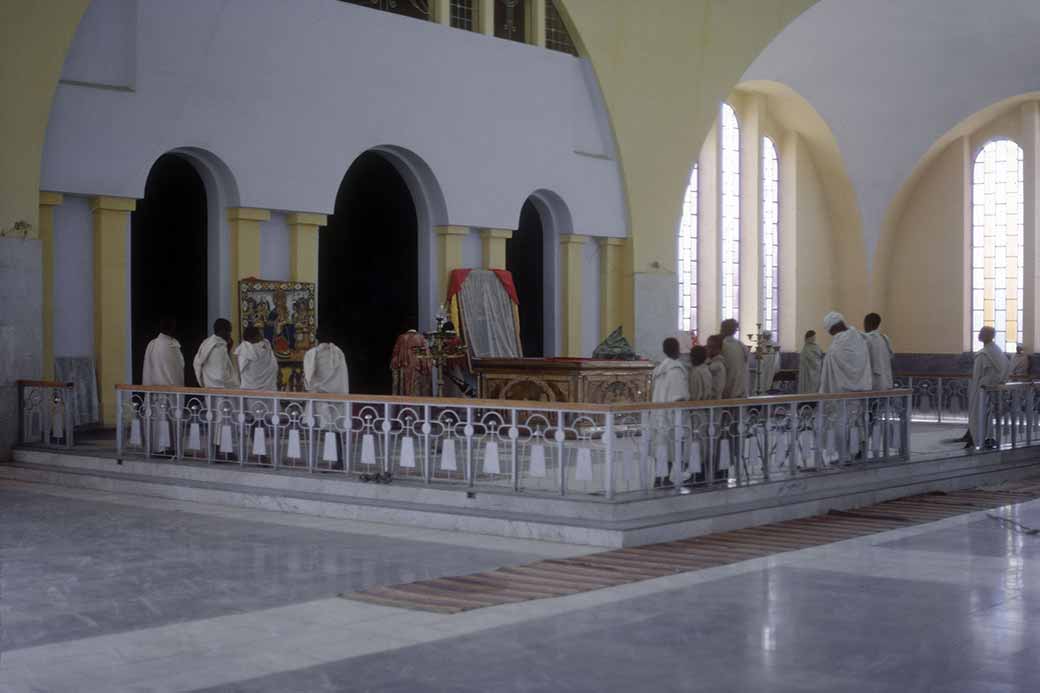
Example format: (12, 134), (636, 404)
(17, 380), (75, 449)
(980, 381), (1040, 449)
(892, 373), (972, 423)
(107, 385), (913, 500)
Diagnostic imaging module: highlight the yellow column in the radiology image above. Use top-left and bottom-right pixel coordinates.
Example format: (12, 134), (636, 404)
(434, 225), (471, 304)
(530, 0), (546, 47)
(38, 191), (63, 379)
(477, 0), (495, 35)
(227, 207), (270, 342)
(599, 237), (624, 338)
(480, 228), (512, 269)
(91, 195), (135, 424)
(433, 0), (451, 25)
(287, 212), (327, 284)
(560, 234), (588, 357)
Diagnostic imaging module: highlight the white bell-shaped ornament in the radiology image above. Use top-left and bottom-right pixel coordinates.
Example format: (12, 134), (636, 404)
(287, 428), (302, 460)
(483, 440), (501, 475)
(129, 419), (143, 448)
(157, 420), (171, 450)
(187, 422), (201, 451)
(688, 439), (703, 475)
(440, 438), (457, 471)
(219, 424), (234, 454)
(252, 426), (267, 456)
(361, 433), (376, 466)
(400, 436), (416, 469)
(528, 444), (546, 478)
(575, 447), (593, 481)
(323, 431), (338, 462)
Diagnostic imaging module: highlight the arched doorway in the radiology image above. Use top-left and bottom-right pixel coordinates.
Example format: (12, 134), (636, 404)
(508, 199), (546, 357)
(319, 151), (419, 394)
(131, 153), (208, 386)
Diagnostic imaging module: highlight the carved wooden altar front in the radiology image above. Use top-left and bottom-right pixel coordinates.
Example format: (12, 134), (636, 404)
(472, 358), (653, 404)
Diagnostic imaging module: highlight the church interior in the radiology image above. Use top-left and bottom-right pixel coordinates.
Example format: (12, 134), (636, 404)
(4, 1), (1040, 690)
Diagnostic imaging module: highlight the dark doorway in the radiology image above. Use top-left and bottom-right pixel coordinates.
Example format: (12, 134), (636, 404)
(131, 153), (208, 386)
(507, 199), (544, 357)
(319, 151), (418, 394)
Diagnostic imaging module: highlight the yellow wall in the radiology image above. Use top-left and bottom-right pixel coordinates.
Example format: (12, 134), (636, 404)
(557, 0), (819, 337)
(0, 1), (90, 235)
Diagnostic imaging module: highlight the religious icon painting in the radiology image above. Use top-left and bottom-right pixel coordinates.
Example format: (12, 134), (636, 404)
(239, 278), (316, 392)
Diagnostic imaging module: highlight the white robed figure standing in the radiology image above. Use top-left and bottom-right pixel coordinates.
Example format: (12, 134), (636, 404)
(797, 330), (823, 394)
(303, 327), (350, 394)
(193, 318), (240, 389)
(651, 337), (690, 487)
(142, 317), (184, 386)
(1009, 346), (1030, 380)
(818, 312), (872, 465)
(819, 312), (872, 394)
(235, 326), (279, 391)
(720, 319), (748, 398)
(863, 313), (894, 391)
(754, 330), (781, 394)
(966, 326), (1009, 449)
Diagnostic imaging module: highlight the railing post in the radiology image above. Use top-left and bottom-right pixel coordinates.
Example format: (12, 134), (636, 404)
(238, 396), (246, 466)
(762, 403), (772, 480)
(423, 404), (432, 485)
(115, 387), (123, 457)
(937, 377), (944, 423)
(64, 385), (74, 449)
(557, 410), (567, 496)
(671, 408), (683, 489)
(511, 408), (519, 493)
(1029, 385), (1036, 447)
(467, 406), (476, 488)
(383, 403), (393, 475)
(143, 392), (152, 459)
(813, 398), (825, 469)
(604, 410), (615, 500)
(901, 392), (911, 459)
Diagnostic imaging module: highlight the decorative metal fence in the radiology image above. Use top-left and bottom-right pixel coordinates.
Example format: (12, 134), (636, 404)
(98, 385), (913, 499)
(17, 380), (75, 450)
(892, 373), (972, 423)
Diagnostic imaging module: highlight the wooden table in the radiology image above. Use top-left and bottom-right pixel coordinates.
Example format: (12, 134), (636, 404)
(472, 358), (653, 404)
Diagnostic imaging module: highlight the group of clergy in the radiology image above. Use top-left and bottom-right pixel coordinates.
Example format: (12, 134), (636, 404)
(140, 318), (349, 395)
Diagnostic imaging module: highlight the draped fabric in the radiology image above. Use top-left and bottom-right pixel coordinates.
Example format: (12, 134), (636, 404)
(235, 339), (279, 391)
(391, 331), (432, 396)
(193, 335), (240, 389)
(865, 330), (894, 390)
(819, 328), (872, 394)
(798, 343), (824, 394)
(142, 334), (185, 386)
(54, 356), (100, 427)
(453, 269), (522, 358)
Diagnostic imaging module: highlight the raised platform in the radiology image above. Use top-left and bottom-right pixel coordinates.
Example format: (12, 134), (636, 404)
(8, 424), (1040, 547)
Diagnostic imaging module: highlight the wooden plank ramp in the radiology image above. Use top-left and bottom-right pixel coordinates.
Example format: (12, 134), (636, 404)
(343, 480), (1040, 613)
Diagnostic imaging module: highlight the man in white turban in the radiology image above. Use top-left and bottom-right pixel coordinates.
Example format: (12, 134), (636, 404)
(965, 326), (1009, 449)
(193, 318), (240, 389)
(818, 312), (872, 464)
(235, 325), (279, 391)
(819, 312), (872, 394)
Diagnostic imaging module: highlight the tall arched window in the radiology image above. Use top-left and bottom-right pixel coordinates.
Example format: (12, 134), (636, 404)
(677, 164), (698, 331)
(761, 136), (779, 338)
(720, 103), (741, 321)
(971, 139), (1024, 351)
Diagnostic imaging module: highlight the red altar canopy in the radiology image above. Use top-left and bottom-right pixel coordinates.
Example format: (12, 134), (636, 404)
(445, 268), (523, 358)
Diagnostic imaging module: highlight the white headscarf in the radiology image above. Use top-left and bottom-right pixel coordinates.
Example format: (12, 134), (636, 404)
(823, 312), (846, 331)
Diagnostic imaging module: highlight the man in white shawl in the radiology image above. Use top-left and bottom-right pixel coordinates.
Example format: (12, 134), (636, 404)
(754, 330), (781, 395)
(720, 319), (748, 398)
(193, 318), (240, 389)
(235, 326), (279, 391)
(652, 337), (689, 488)
(142, 316), (184, 386)
(798, 330), (823, 394)
(304, 326), (349, 394)
(863, 313), (894, 391)
(819, 312), (872, 394)
(965, 326), (1009, 449)
(1009, 345), (1030, 381)
(818, 312), (872, 464)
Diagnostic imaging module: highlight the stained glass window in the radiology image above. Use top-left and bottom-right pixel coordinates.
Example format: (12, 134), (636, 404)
(450, 0), (475, 30)
(971, 139), (1023, 352)
(761, 136), (779, 339)
(677, 164), (698, 332)
(720, 103), (741, 321)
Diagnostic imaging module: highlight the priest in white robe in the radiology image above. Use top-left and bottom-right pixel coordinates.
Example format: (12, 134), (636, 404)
(688, 345), (714, 401)
(819, 312), (872, 394)
(754, 330), (781, 395)
(705, 335), (727, 400)
(235, 326), (279, 391)
(651, 337), (690, 487)
(1009, 346), (1030, 380)
(142, 317), (184, 386)
(798, 330), (823, 394)
(720, 319), (748, 398)
(966, 326), (1010, 449)
(193, 318), (240, 389)
(863, 313), (894, 390)
(303, 326), (349, 394)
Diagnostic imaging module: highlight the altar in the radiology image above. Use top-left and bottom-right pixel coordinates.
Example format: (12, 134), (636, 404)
(472, 358), (653, 404)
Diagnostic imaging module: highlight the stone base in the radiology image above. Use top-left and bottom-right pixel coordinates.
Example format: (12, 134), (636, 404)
(6, 445), (1040, 547)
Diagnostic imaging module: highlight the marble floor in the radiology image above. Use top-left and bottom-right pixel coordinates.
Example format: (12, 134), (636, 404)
(1, 476), (1038, 692)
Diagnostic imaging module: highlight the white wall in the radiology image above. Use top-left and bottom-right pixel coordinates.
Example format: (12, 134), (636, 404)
(52, 196), (94, 359)
(744, 0), (1040, 271)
